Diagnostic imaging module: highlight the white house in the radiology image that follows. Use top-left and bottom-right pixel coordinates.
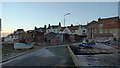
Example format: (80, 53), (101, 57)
(4, 34), (18, 42)
(14, 29), (25, 34)
(59, 24), (87, 35)
(59, 27), (71, 34)
(45, 22), (61, 34)
(5, 29), (26, 42)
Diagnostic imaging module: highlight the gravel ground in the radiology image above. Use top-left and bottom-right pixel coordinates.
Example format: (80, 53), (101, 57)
(76, 53), (119, 66)
(72, 42), (119, 67)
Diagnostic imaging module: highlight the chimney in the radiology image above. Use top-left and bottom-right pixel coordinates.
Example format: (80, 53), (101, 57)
(48, 24), (50, 27)
(59, 22), (61, 26)
(71, 24), (73, 26)
(35, 26), (37, 30)
(44, 25), (46, 29)
(98, 18), (101, 21)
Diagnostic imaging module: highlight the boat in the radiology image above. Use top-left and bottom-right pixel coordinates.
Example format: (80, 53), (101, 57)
(14, 43), (33, 49)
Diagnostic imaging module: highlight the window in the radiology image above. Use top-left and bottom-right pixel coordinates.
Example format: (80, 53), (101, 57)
(100, 28), (102, 33)
(83, 30), (85, 33)
(54, 30), (56, 32)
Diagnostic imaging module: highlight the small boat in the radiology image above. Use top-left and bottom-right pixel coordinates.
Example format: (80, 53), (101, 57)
(14, 43), (33, 49)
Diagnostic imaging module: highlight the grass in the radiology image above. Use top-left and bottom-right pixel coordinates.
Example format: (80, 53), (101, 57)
(2, 42), (45, 60)
(2, 46), (28, 57)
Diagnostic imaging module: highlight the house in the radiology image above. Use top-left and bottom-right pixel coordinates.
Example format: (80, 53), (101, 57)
(45, 32), (59, 44)
(27, 30), (45, 43)
(87, 16), (120, 40)
(59, 27), (66, 33)
(34, 25), (46, 33)
(45, 32), (57, 42)
(23, 30), (37, 43)
(14, 29), (25, 34)
(59, 24), (87, 36)
(13, 29), (27, 43)
(33, 31), (45, 43)
(46, 22), (61, 34)
(59, 24), (87, 43)
(4, 29), (26, 42)
(87, 20), (98, 39)
(98, 16), (120, 40)
(4, 34), (18, 42)
(59, 27), (71, 34)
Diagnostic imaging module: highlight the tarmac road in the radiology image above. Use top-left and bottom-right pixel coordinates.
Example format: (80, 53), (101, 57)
(2, 45), (74, 67)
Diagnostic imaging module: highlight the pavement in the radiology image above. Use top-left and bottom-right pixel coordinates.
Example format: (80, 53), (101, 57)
(2, 45), (74, 66)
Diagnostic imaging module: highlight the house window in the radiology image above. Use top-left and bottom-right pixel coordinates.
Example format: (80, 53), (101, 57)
(83, 30), (85, 33)
(54, 30), (56, 32)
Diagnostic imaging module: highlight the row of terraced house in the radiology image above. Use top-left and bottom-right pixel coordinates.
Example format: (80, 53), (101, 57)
(3, 16), (120, 44)
(87, 16), (120, 41)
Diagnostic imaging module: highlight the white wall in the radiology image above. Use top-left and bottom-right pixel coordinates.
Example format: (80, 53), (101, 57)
(4, 35), (18, 42)
(63, 28), (71, 34)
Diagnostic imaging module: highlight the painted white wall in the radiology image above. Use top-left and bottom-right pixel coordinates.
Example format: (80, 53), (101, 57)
(59, 26), (87, 35)
(62, 28), (71, 34)
(5, 35), (18, 42)
(46, 26), (61, 34)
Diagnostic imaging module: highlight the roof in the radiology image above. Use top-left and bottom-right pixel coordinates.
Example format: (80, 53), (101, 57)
(48, 25), (60, 29)
(6, 33), (16, 37)
(98, 16), (119, 23)
(27, 30), (34, 33)
(16, 29), (24, 31)
(103, 23), (120, 29)
(81, 25), (87, 28)
(60, 27), (66, 31)
(45, 32), (57, 36)
(87, 21), (98, 29)
(67, 25), (80, 30)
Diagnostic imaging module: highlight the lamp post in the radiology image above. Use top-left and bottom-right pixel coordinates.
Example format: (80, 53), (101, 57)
(64, 13), (70, 27)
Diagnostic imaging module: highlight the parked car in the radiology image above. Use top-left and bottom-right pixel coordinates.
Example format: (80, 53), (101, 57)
(79, 42), (96, 47)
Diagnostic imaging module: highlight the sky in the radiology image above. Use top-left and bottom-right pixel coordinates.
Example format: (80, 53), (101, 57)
(0, 2), (118, 37)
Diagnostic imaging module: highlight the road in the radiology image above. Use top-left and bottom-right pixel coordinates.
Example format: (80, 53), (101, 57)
(2, 45), (74, 67)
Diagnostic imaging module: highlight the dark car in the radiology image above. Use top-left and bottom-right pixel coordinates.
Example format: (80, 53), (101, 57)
(79, 42), (96, 47)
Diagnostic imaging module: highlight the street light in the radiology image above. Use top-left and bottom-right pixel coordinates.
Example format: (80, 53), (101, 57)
(64, 12), (70, 27)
